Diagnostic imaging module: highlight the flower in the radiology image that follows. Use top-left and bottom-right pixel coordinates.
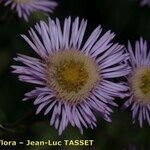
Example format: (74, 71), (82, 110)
(125, 144), (136, 150)
(123, 144), (145, 150)
(140, 0), (150, 6)
(123, 38), (150, 127)
(2, 0), (57, 21)
(12, 17), (130, 135)
(128, 144), (136, 150)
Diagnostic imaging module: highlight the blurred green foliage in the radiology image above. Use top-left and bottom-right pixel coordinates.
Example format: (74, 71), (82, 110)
(0, 0), (150, 149)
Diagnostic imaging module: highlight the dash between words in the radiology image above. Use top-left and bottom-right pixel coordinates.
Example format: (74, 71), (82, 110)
(0, 139), (94, 146)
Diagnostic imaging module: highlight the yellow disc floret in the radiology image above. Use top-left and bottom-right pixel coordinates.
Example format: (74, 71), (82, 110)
(55, 60), (88, 93)
(47, 50), (99, 105)
(140, 69), (150, 94)
(131, 67), (150, 104)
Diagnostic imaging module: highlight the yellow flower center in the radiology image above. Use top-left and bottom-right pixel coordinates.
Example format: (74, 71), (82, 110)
(56, 60), (88, 93)
(140, 70), (150, 94)
(131, 67), (150, 104)
(47, 50), (99, 105)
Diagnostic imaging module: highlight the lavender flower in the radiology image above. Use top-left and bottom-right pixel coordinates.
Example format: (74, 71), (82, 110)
(123, 144), (137, 150)
(123, 38), (150, 127)
(140, 0), (150, 6)
(123, 144), (145, 150)
(12, 17), (130, 135)
(128, 144), (137, 150)
(2, 0), (57, 21)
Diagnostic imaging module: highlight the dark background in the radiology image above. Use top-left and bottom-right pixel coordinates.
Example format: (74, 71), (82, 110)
(0, 0), (150, 149)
